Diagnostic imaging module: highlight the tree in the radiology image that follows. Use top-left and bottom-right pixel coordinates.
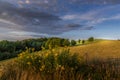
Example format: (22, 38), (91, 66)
(63, 39), (70, 46)
(45, 38), (70, 49)
(45, 39), (51, 49)
(71, 40), (76, 46)
(88, 37), (94, 42)
(78, 39), (81, 43)
(82, 40), (85, 44)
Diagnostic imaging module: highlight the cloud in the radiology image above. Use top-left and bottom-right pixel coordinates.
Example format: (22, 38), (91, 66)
(0, 0), (92, 37)
(9, 31), (49, 38)
(70, 0), (120, 4)
(82, 26), (94, 30)
(64, 24), (94, 30)
(0, 19), (16, 25)
(61, 5), (120, 26)
(61, 15), (78, 20)
(0, 27), (49, 40)
(87, 14), (120, 25)
(1, 0), (119, 40)
(0, 1), (61, 25)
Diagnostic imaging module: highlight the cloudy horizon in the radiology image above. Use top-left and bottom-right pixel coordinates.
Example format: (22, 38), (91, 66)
(0, 0), (120, 40)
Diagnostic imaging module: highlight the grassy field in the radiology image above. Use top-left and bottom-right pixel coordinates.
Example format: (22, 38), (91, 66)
(0, 40), (120, 80)
(70, 40), (120, 59)
(0, 58), (15, 77)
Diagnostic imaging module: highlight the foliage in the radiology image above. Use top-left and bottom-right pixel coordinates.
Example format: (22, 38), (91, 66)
(0, 37), (70, 61)
(63, 39), (70, 47)
(78, 39), (81, 43)
(16, 49), (81, 73)
(45, 38), (70, 49)
(88, 37), (94, 42)
(82, 40), (85, 44)
(71, 40), (76, 46)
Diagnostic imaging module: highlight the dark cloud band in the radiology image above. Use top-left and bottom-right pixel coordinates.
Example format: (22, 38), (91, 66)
(0, 1), (93, 35)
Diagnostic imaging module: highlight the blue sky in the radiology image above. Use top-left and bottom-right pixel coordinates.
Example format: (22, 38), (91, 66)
(0, 0), (120, 40)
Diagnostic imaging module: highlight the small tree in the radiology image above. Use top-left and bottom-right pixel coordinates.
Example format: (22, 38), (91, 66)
(88, 37), (94, 42)
(82, 40), (85, 44)
(71, 40), (76, 46)
(78, 39), (81, 43)
(63, 39), (70, 46)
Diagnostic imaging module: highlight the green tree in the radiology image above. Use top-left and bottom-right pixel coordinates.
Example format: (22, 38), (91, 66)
(63, 39), (70, 46)
(88, 37), (94, 42)
(45, 39), (51, 49)
(78, 39), (81, 43)
(71, 40), (76, 46)
(82, 40), (85, 44)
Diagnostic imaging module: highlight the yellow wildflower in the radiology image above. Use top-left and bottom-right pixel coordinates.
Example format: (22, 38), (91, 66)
(54, 53), (58, 57)
(27, 62), (31, 65)
(45, 53), (48, 57)
(61, 66), (65, 70)
(26, 56), (30, 59)
(58, 65), (61, 68)
(52, 49), (55, 52)
(40, 65), (45, 71)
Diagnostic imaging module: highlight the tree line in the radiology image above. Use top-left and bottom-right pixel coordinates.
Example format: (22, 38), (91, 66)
(0, 37), (70, 60)
(0, 37), (94, 61)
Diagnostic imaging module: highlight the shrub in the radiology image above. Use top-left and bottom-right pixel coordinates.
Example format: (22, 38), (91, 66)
(16, 49), (81, 73)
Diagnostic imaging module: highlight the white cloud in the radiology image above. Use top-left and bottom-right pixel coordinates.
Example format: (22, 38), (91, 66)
(0, 27), (49, 40)
(61, 5), (120, 26)
(10, 31), (49, 37)
(61, 14), (77, 20)
(87, 14), (120, 25)
(0, 19), (16, 25)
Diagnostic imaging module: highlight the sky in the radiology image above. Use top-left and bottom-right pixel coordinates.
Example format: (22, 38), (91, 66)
(0, 0), (120, 40)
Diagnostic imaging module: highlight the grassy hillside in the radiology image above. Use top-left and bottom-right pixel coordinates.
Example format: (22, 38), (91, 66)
(0, 58), (14, 77)
(0, 40), (120, 80)
(70, 40), (120, 59)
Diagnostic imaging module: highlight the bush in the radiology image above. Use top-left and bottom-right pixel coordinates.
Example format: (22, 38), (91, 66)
(16, 49), (81, 73)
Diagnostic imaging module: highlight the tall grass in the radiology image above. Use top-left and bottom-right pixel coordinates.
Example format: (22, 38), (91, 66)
(0, 49), (120, 80)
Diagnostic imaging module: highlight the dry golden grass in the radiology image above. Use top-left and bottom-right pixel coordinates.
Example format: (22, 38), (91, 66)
(0, 59), (14, 77)
(70, 40), (120, 59)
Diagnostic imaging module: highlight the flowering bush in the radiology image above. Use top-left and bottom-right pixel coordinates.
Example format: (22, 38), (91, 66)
(17, 48), (82, 74)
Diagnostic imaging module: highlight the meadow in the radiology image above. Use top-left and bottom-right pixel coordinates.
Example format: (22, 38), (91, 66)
(70, 40), (120, 59)
(0, 40), (120, 80)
